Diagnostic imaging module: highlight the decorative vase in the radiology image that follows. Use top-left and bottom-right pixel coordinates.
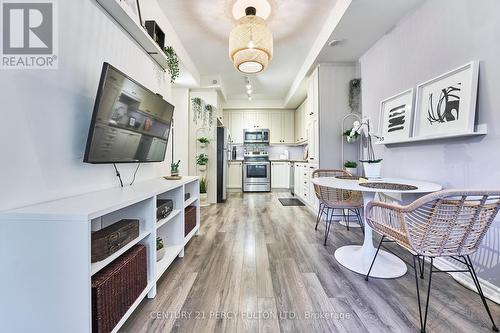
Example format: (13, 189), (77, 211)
(362, 161), (382, 179)
(171, 169), (179, 177)
(346, 167), (357, 176)
(199, 164), (207, 172)
(200, 193), (208, 203)
(156, 247), (165, 262)
(200, 142), (208, 148)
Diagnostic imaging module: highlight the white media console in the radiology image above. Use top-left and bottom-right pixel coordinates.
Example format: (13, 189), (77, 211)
(0, 176), (200, 333)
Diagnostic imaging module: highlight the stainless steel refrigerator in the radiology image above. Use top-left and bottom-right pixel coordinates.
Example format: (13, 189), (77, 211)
(217, 127), (231, 202)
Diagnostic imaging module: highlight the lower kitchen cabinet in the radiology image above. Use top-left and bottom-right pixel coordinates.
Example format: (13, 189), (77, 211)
(293, 163), (319, 212)
(271, 162), (290, 188)
(228, 161), (242, 189)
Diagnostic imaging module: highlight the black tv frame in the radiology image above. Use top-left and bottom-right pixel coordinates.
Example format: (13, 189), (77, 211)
(83, 62), (174, 164)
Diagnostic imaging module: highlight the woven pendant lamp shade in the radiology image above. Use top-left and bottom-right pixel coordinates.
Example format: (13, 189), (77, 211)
(229, 9), (273, 74)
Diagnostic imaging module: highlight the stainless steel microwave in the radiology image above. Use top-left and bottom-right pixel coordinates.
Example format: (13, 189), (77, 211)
(243, 129), (270, 144)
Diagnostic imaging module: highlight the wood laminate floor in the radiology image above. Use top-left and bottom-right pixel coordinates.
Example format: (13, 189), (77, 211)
(121, 192), (500, 333)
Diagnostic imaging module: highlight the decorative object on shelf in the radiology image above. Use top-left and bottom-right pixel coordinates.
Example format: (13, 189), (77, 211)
(170, 160), (181, 177)
(229, 6), (273, 74)
(349, 78), (361, 113)
(156, 199), (173, 221)
(92, 245), (147, 333)
(145, 20), (165, 48)
(196, 153), (208, 171)
(91, 219), (140, 263)
(414, 61), (479, 138)
(344, 161), (358, 175)
(379, 88), (414, 142)
(350, 119), (383, 179)
(197, 137), (210, 148)
(163, 46), (180, 83)
(185, 192), (191, 201)
(185, 205), (197, 237)
(156, 237), (165, 262)
(200, 176), (208, 202)
(343, 128), (360, 143)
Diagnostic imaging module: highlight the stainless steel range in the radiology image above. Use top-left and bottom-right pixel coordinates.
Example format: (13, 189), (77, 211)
(242, 143), (271, 192)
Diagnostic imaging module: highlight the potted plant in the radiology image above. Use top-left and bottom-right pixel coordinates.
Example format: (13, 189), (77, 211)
(198, 137), (210, 148)
(170, 160), (180, 177)
(349, 120), (383, 179)
(163, 46), (179, 83)
(200, 176), (208, 202)
(156, 237), (165, 262)
(196, 153), (208, 171)
(343, 128), (360, 143)
(344, 161), (358, 175)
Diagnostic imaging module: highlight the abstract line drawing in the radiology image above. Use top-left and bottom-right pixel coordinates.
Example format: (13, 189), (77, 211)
(387, 104), (406, 132)
(427, 83), (461, 124)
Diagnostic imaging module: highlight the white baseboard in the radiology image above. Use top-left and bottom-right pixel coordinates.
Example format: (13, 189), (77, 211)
(433, 257), (500, 305)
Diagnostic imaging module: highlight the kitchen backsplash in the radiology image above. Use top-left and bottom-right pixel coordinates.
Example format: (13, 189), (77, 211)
(230, 144), (306, 161)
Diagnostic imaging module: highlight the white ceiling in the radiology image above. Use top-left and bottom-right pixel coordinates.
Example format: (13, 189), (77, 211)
(158, 0), (338, 105)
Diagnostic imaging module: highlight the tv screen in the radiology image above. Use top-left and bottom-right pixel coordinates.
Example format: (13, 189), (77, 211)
(84, 63), (174, 164)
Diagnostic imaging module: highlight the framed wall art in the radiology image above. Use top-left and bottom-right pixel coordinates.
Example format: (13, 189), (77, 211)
(413, 61), (479, 138)
(379, 88), (414, 142)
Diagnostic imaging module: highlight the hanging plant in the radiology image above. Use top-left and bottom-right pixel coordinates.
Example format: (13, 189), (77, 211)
(204, 104), (215, 129)
(163, 46), (180, 83)
(349, 78), (361, 113)
(191, 98), (203, 125)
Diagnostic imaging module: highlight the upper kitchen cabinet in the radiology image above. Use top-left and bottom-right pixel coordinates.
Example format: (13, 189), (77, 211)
(244, 112), (269, 129)
(224, 111), (244, 144)
(295, 100), (307, 144)
(269, 110), (295, 144)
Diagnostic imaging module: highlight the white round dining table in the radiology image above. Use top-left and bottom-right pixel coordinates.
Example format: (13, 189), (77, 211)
(311, 177), (442, 279)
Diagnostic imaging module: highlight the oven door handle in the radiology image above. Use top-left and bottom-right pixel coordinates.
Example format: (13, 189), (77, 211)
(243, 162), (270, 165)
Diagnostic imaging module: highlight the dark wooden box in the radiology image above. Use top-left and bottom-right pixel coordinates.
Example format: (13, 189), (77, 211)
(145, 20), (165, 49)
(185, 205), (196, 236)
(92, 244), (147, 333)
(91, 219), (140, 263)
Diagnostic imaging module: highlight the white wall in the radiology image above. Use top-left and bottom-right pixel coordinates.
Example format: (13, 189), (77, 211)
(0, 1), (189, 210)
(171, 88), (190, 175)
(360, 0), (500, 285)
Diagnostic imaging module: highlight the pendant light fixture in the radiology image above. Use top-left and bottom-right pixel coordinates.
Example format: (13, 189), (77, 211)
(229, 6), (273, 74)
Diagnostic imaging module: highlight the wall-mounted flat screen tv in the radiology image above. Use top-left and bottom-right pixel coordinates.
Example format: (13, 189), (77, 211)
(84, 62), (174, 163)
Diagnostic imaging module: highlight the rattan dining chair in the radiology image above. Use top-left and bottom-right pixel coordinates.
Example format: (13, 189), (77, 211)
(364, 190), (500, 333)
(312, 169), (364, 245)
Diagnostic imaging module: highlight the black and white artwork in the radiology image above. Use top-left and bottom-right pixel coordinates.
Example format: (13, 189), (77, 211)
(414, 62), (478, 138)
(380, 89), (414, 142)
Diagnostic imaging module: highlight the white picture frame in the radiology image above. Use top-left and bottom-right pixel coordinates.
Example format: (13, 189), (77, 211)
(379, 88), (415, 142)
(413, 61), (479, 138)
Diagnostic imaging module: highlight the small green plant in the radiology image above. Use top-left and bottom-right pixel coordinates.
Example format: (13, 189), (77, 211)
(343, 129), (360, 138)
(156, 237), (164, 251)
(344, 161), (357, 168)
(196, 153), (208, 166)
(163, 46), (179, 83)
(200, 177), (208, 194)
(197, 137), (210, 144)
(171, 160), (180, 172)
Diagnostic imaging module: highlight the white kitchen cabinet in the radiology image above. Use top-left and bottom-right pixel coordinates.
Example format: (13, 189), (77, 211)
(269, 110), (295, 144)
(295, 100), (307, 144)
(294, 163), (302, 197)
(307, 164), (319, 210)
(256, 112), (269, 129)
(230, 112), (244, 144)
(227, 161), (242, 189)
(308, 113), (319, 164)
(282, 111), (295, 144)
(269, 112), (283, 144)
(271, 162), (290, 189)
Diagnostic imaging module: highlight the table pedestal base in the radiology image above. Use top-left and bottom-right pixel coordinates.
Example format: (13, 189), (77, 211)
(334, 245), (407, 279)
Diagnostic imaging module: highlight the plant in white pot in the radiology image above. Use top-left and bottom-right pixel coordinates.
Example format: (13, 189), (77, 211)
(196, 153), (208, 172)
(344, 161), (358, 175)
(197, 137), (210, 148)
(156, 237), (165, 262)
(200, 177), (208, 203)
(349, 119), (383, 179)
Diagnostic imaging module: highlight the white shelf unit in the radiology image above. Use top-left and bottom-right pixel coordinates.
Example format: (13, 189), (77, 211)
(376, 124), (487, 145)
(0, 176), (200, 333)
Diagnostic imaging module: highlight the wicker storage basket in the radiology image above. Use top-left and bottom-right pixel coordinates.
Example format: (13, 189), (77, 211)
(185, 205), (197, 236)
(91, 244), (147, 333)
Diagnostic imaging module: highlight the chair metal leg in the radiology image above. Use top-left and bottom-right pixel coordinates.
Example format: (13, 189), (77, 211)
(464, 255), (499, 332)
(418, 255), (425, 279)
(315, 204), (324, 231)
(365, 235), (384, 281)
(413, 256), (433, 333)
(324, 208), (333, 246)
(342, 209), (350, 231)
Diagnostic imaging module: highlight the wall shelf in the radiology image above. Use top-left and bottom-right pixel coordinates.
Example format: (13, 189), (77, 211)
(95, 0), (168, 71)
(376, 124), (487, 145)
